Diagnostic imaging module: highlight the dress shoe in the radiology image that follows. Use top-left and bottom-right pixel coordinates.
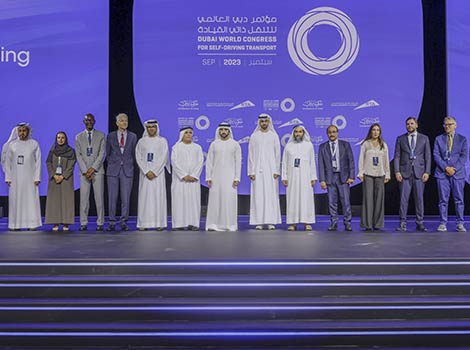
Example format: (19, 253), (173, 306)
(189, 226), (200, 231)
(107, 224), (116, 231)
(396, 223), (407, 232)
(344, 223), (352, 231)
(327, 223), (338, 231)
(172, 227), (185, 231)
(416, 224), (428, 232)
(96, 225), (104, 231)
(121, 223), (129, 231)
(79, 225), (88, 232)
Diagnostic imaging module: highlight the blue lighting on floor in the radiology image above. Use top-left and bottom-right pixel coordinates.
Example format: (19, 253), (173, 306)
(0, 260), (470, 266)
(0, 330), (470, 336)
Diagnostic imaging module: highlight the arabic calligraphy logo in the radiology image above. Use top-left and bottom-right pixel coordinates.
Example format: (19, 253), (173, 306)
(287, 7), (360, 75)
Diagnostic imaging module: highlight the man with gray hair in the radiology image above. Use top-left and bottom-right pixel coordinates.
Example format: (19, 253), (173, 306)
(106, 113), (137, 231)
(433, 116), (468, 232)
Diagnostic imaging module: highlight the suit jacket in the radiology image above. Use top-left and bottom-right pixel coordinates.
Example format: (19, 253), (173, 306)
(106, 130), (137, 177)
(75, 129), (106, 175)
(393, 132), (431, 179)
(433, 132), (468, 180)
(318, 139), (355, 185)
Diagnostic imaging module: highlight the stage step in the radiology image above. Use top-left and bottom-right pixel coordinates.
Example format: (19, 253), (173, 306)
(0, 259), (469, 348)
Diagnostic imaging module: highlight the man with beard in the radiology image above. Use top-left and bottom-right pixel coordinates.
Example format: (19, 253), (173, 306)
(205, 122), (241, 231)
(3, 123), (42, 230)
(171, 127), (204, 231)
(318, 125), (355, 231)
(136, 120), (169, 230)
(394, 117), (431, 232)
(248, 113), (281, 230)
(282, 125), (317, 231)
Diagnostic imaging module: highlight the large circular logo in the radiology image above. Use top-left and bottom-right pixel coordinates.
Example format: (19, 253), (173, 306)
(288, 7), (360, 75)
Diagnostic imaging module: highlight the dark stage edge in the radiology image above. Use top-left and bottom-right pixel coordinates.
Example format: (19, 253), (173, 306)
(0, 215), (468, 259)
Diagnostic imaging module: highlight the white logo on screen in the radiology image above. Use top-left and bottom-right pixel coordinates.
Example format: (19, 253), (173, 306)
(280, 98), (295, 112)
(281, 133), (291, 147)
(332, 115), (347, 130)
(354, 99), (380, 110)
(287, 7), (360, 75)
(230, 100), (255, 111)
(195, 115), (210, 130)
(279, 118), (304, 128)
(238, 136), (250, 144)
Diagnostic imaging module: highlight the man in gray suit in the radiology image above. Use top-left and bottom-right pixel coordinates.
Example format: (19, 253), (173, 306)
(75, 113), (106, 231)
(318, 125), (355, 231)
(394, 117), (431, 232)
(106, 113), (137, 231)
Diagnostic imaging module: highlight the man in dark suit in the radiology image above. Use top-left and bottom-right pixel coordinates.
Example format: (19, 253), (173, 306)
(433, 116), (468, 232)
(394, 117), (431, 232)
(106, 113), (137, 231)
(318, 125), (355, 231)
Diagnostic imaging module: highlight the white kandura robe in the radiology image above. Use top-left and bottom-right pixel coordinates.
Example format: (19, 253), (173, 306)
(4, 139), (42, 229)
(248, 131), (281, 225)
(282, 140), (317, 224)
(205, 139), (241, 231)
(171, 142), (204, 228)
(136, 136), (168, 228)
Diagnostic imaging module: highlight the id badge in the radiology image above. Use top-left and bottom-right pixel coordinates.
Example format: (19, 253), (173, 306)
(147, 153), (154, 162)
(17, 155), (24, 165)
(56, 164), (63, 175)
(332, 159), (338, 170)
(86, 147), (93, 156)
(294, 158), (300, 168)
(372, 156), (379, 166)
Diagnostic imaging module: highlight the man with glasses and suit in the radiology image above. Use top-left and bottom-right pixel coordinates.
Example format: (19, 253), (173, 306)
(433, 116), (468, 232)
(106, 113), (137, 231)
(318, 125), (355, 232)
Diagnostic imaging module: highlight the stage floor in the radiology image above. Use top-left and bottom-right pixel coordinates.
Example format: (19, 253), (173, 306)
(0, 216), (468, 260)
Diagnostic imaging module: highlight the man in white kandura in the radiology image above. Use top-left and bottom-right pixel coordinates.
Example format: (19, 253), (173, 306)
(205, 122), (242, 231)
(248, 113), (281, 230)
(2, 123), (42, 231)
(135, 120), (169, 230)
(282, 125), (317, 231)
(171, 127), (204, 231)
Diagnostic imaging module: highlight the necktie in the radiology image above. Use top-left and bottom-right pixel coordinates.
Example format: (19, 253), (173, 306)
(88, 132), (92, 146)
(448, 133), (453, 152)
(331, 142), (337, 171)
(120, 133), (125, 148)
(410, 134), (415, 151)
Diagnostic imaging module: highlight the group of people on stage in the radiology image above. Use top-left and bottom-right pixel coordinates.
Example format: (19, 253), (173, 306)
(1, 113), (467, 232)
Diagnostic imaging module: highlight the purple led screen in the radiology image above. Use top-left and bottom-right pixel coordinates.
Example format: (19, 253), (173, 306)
(134, 0), (424, 194)
(447, 0), (470, 180)
(0, 0), (108, 195)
